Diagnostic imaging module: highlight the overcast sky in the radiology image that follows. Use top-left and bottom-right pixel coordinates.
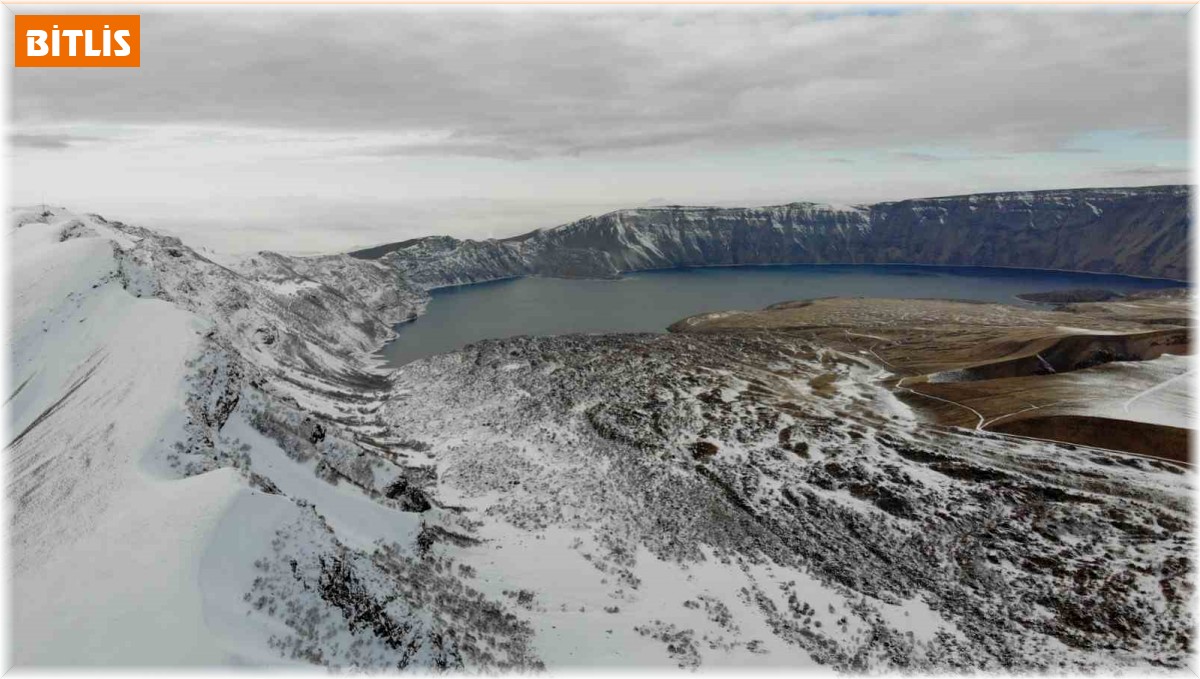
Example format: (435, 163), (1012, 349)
(10, 5), (1190, 254)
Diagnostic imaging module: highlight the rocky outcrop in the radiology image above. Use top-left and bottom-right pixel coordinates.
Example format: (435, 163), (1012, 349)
(352, 185), (1190, 286)
(111, 223), (429, 386)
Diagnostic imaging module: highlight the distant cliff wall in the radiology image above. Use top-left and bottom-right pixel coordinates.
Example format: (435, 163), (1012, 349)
(352, 185), (1191, 287)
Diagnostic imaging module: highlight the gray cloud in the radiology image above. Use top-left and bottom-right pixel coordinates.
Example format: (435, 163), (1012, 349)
(10, 133), (96, 150)
(892, 152), (945, 163)
(1107, 164), (1189, 178)
(361, 139), (537, 161)
(13, 7), (1188, 159)
(890, 151), (1017, 163)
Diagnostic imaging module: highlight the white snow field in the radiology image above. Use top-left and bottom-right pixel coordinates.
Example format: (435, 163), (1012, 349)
(8, 209), (245, 664)
(4, 207), (1193, 671)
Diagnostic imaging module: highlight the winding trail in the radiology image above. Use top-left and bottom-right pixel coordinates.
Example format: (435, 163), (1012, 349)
(1122, 366), (1195, 413)
(894, 377), (987, 430)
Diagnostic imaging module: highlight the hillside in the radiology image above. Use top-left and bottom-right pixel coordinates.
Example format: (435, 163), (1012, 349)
(352, 185), (1190, 287)
(673, 296), (1192, 460)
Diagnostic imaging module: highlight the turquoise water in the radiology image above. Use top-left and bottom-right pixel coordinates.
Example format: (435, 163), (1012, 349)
(378, 264), (1184, 367)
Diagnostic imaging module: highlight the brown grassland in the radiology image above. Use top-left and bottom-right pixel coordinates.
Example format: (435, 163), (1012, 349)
(671, 291), (1191, 464)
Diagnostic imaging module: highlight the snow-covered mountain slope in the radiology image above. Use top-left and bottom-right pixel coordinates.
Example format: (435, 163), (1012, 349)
(380, 334), (1192, 671)
(7, 208), (430, 665)
(8, 208), (246, 664)
(6, 207), (1193, 671)
(353, 185), (1190, 287)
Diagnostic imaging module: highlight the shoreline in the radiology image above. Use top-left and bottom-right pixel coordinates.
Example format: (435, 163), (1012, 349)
(414, 260), (1190, 294)
(372, 262), (1188, 369)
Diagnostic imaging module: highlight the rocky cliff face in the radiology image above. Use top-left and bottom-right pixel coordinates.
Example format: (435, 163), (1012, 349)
(866, 187), (1189, 279)
(106, 219), (429, 382)
(353, 185), (1190, 286)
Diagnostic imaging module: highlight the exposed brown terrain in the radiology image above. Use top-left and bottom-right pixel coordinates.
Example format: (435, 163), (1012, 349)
(671, 291), (1192, 464)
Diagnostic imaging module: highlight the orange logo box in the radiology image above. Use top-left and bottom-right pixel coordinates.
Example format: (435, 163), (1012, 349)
(15, 15), (140, 67)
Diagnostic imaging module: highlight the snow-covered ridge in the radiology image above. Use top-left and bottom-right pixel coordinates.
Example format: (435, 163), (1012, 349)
(354, 184), (1190, 288)
(913, 183), (1190, 205)
(7, 207), (441, 666)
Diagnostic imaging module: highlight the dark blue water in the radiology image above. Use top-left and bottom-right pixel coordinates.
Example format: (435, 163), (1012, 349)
(378, 264), (1184, 367)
